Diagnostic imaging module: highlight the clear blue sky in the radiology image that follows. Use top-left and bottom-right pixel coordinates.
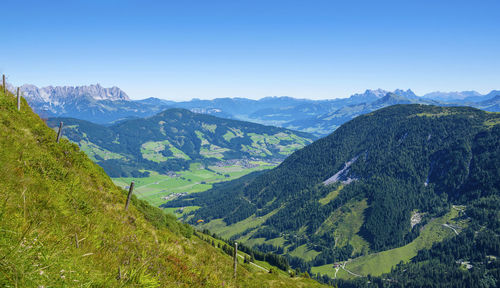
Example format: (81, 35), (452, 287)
(2, 0), (499, 100)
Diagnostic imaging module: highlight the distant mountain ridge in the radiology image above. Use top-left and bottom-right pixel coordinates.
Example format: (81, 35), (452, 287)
(16, 83), (500, 135)
(21, 83), (129, 102)
(18, 84), (171, 123)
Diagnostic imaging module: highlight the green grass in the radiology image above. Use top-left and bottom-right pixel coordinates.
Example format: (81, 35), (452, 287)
(195, 130), (210, 146)
(201, 209), (279, 240)
(318, 184), (343, 205)
(79, 140), (124, 161)
(140, 140), (190, 162)
(113, 162), (275, 208)
(199, 144), (230, 159)
(163, 205), (201, 217)
(223, 130), (237, 141)
(315, 199), (370, 254)
(0, 86), (327, 288)
(201, 123), (217, 133)
(242, 132), (313, 157)
(414, 110), (457, 118)
(484, 117), (500, 127)
(311, 208), (466, 279)
(287, 244), (321, 261)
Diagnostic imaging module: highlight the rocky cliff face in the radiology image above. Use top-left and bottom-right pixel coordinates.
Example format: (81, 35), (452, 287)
(14, 84), (148, 122)
(20, 84), (129, 104)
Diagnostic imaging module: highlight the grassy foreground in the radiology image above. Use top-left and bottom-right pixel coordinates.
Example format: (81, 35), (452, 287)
(0, 88), (325, 287)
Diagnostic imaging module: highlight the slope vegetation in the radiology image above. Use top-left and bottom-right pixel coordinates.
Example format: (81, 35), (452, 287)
(0, 88), (324, 287)
(166, 104), (500, 281)
(47, 109), (314, 178)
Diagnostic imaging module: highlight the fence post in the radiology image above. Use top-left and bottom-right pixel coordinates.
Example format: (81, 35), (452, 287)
(125, 181), (135, 210)
(2, 75), (5, 94)
(233, 242), (238, 279)
(56, 121), (64, 143)
(17, 88), (20, 111)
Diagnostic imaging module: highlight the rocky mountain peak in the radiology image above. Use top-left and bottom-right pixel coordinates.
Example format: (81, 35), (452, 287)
(20, 84), (130, 103)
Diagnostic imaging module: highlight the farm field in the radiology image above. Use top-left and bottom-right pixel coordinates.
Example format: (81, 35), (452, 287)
(113, 162), (276, 208)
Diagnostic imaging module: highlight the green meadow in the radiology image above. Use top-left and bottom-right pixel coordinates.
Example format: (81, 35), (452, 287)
(311, 207), (467, 279)
(113, 162), (276, 208)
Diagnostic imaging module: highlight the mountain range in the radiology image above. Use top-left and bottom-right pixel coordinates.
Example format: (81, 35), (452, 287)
(16, 83), (500, 136)
(3, 81), (499, 286)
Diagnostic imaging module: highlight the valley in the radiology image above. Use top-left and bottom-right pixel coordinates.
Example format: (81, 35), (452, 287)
(0, 82), (327, 287)
(4, 0), (500, 286)
(47, 109), (315, 208)
(113, 162), (275, 209)
(3, 81), (498, 287)
(165, 104), (500, 284)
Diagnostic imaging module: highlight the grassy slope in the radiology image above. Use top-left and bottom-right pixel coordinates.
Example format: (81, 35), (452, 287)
(311, 208), (465, 279)
(315, 198), (370, 255)
(203, 197), (369, 262)
(0, 89), (325, 287)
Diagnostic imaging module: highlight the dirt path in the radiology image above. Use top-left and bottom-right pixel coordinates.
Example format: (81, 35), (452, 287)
(442, 223), (459, 235)
(341, 260), (362, 277)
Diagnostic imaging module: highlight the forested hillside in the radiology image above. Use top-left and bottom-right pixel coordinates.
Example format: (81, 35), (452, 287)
(166, 105), (500, 285)
(0, 86), (326, 287)
(47, 109), (314, 178)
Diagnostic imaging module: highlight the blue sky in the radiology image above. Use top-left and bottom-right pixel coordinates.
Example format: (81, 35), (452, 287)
(2, 0), (499, 100)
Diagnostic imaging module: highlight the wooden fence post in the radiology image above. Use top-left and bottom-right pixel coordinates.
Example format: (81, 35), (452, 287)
(75, 233), (79, 248)
(56, 121), (63, 143)
(2, 75), (5, 94)
(17, 87), (20, 111)
(125, 181), (135, 210)
(233, 242), (238, 279)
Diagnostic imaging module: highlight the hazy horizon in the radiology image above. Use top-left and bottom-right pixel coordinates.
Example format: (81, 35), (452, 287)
(11, 82), (499, 102)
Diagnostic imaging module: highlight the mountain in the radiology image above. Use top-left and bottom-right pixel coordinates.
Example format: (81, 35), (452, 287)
(22, 83), (130, 102)
(47, 108), (315, 178)
(423, 90), (500, 103)
(476, 95), (500, 112)
(19, 84), (172, 124)
(484, 90), (500, 101)
(17, 83), (500, 136)
(393, 89), (419, 100)
(423, 90), (482, 102)
(165, 104), (500, 283)
(284, 93), (440, 135)
(0, 86), (326, 287)
(244, 90), (419, 133)
(347, 89), (389, 103)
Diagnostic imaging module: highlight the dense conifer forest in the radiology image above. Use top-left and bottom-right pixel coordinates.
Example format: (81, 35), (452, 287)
(166, 105), (500, 286)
